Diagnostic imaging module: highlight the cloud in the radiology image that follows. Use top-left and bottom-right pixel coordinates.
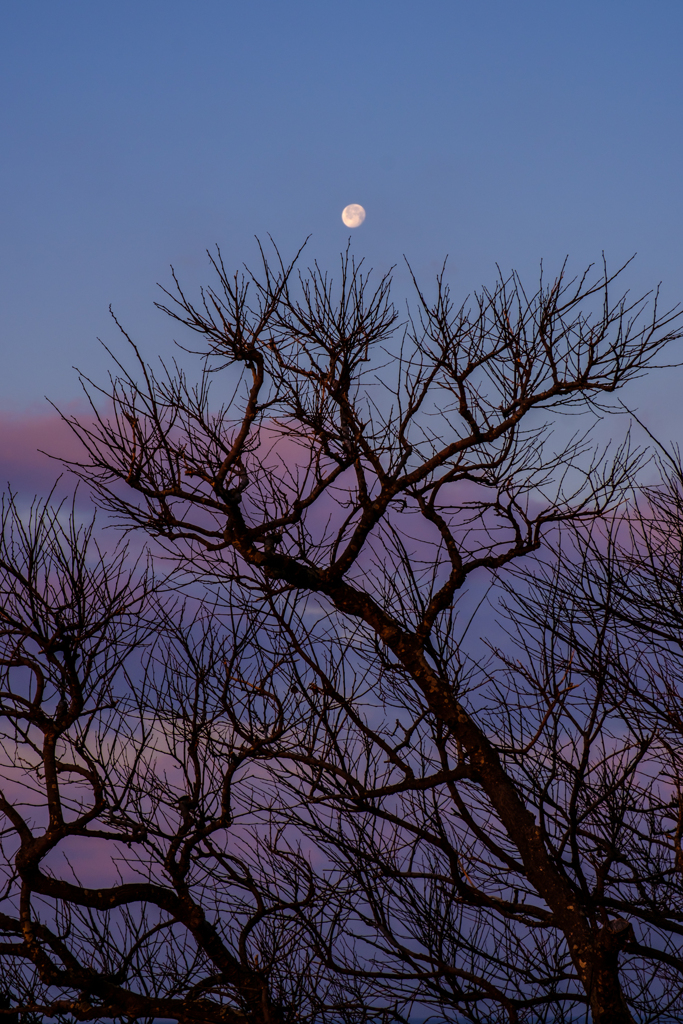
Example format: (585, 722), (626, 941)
(0, 405), (92, 502)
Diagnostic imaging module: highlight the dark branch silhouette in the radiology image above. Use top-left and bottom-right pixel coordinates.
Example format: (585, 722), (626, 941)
(1, 245), (682, 1022)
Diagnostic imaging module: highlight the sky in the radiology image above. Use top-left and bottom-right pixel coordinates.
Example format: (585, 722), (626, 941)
(2, 0), (683, 488)
(0, 7), (682, 1013)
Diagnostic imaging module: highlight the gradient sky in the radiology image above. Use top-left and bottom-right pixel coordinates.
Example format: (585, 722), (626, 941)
(5, 10), (681, 1016)
(2, 1), (683, 447)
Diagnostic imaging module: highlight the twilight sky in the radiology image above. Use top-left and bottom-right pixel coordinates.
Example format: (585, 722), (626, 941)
(2, 1), (683, 455)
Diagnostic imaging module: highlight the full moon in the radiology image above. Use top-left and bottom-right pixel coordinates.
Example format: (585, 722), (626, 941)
(341, 204), (366, 228)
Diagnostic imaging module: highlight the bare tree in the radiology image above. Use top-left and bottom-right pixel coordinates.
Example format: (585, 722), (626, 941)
(0, 493), (378, 1024)
(1, 245), (682, 1022)
(476, 442), (683, 1019)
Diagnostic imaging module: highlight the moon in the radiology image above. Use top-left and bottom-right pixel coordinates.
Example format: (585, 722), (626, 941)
(341, 204), (366, 228)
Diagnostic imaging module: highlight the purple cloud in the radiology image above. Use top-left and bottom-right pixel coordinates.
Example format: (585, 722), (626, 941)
(0, 406), (92, 502)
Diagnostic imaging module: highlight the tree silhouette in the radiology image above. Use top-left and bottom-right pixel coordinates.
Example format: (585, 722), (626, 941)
(0, 246), (682, 1022)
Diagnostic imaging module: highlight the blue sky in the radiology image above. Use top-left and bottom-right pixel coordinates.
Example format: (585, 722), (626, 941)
(2, 0), (683, 437)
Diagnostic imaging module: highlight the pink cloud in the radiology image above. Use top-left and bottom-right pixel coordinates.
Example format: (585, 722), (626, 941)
(0, 405), (92, 502)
